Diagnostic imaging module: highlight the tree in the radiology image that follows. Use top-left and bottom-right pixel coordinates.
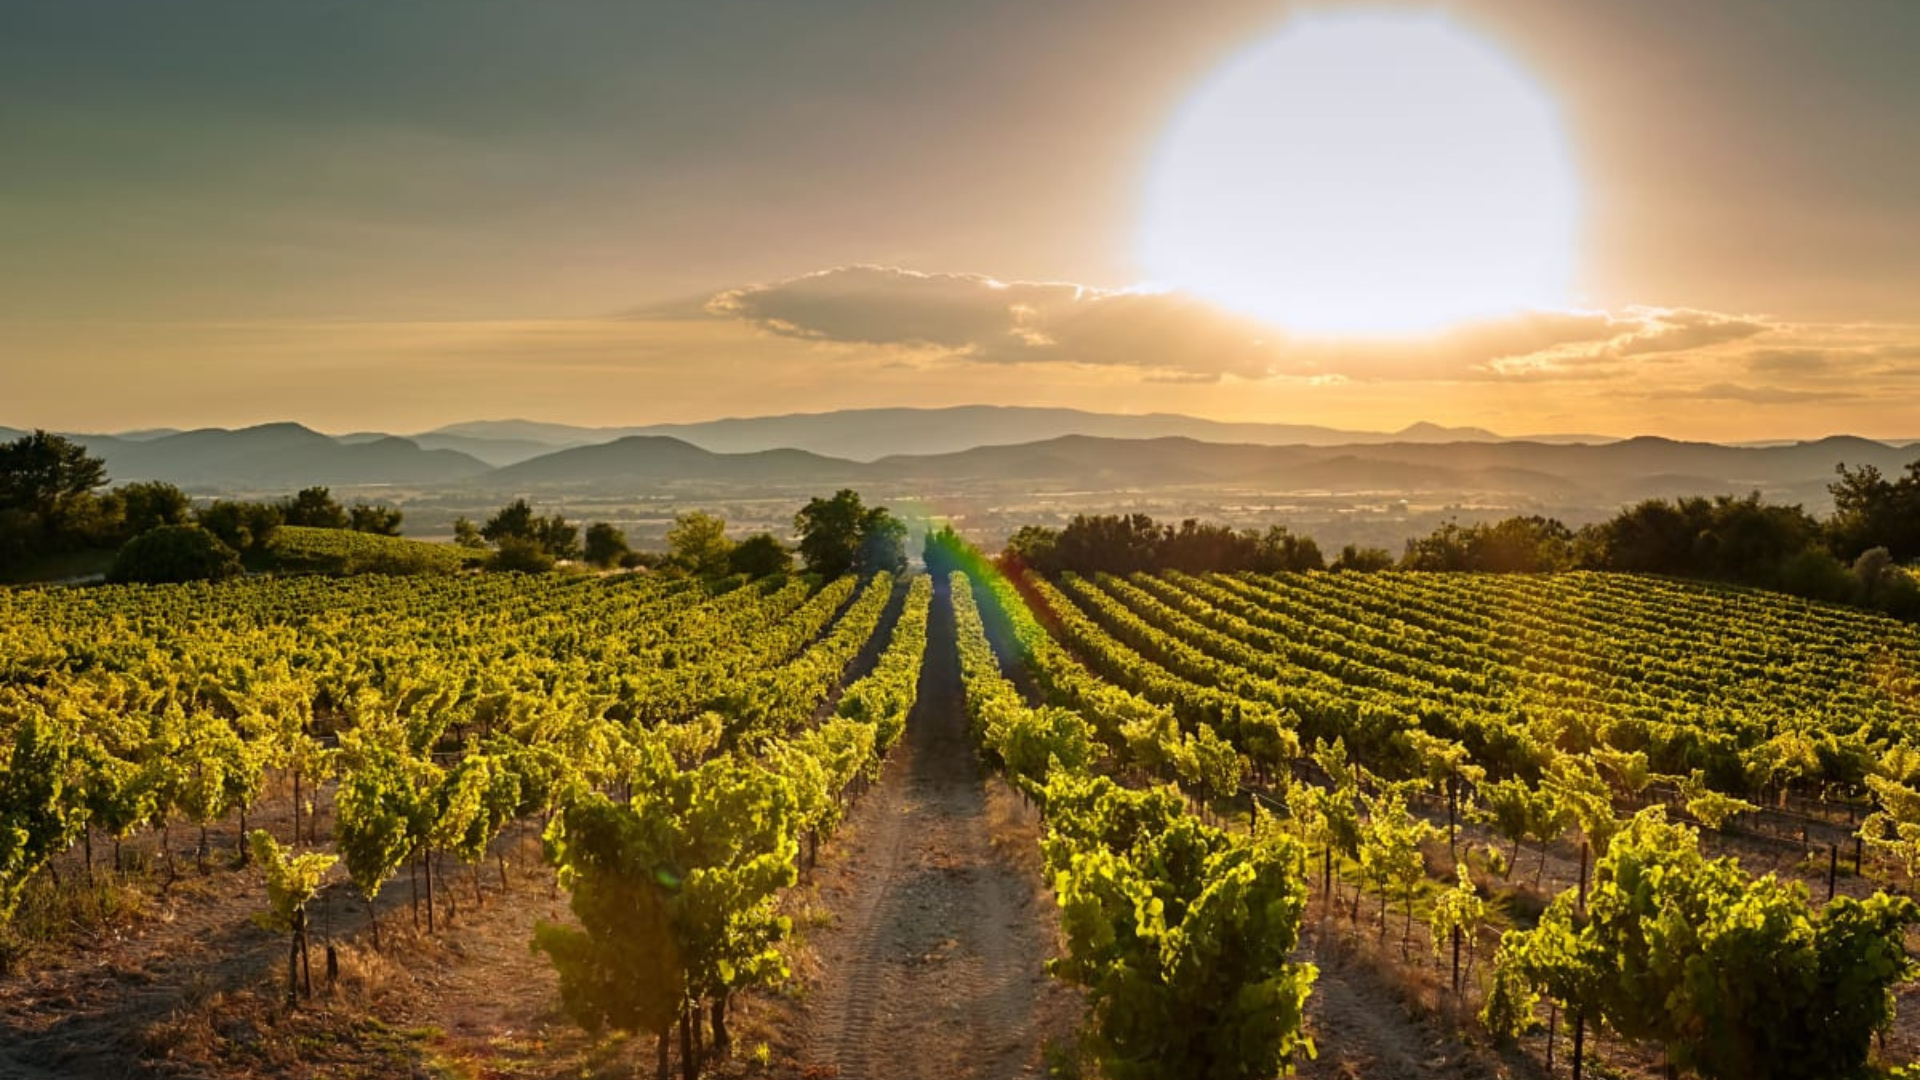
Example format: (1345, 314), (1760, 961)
(794, 490), (905, 577)
(666, 512), (734, 577)
(1578, 493), (1824, 585)
(482, 499), (578, 560)
(1829, 459), (1920, 562)
(999, 524), (1059, 574)
(1332, 543), (1394, 572)
(490, 536), (555, 573)
(1403, 516), (1573, 572)
(584, 522), (631, 569)
(1255, 525), (1325, 571)
(482, 499), (536, 543)
(0, 430), (107, 549)
(540, 516), (582, 561)
(108, 525), (242, 584)
(727, 532), (791, 578)
(0, 430), (107, 522)
(1047, 513), (1165, 575)
(196, 500), (283, 556)
(110, 481), (193, 541)
(1401, 521), (1474, 571)
(281, 486), (348, 529)
(855, 510), (907, 574)
(348, 502), (404, 536)
(451, 516), (486, 549)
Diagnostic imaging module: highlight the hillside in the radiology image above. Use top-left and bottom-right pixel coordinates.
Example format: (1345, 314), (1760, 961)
(72, 423), (491, 488)
(485, 435), (856, 486)
(425, 406), (1612, 461)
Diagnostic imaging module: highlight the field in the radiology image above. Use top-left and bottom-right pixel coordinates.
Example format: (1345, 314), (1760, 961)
(264, 526), (489, 576)
(1, 565), (1918, 1078)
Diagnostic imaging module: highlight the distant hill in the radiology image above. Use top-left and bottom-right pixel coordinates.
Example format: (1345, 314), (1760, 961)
(487, 436), (855, 487)
(423, 406), (1619, 462)
(7, 412), (1913, 512)
(476, 431), (1917, 512)
(858, 434), (1916, 505)
(71, 423), (490, 489)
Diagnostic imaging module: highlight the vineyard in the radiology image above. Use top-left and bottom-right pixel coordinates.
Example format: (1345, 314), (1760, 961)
(965, 561), (1920, 1079)
(2, 559), (1920, 1078)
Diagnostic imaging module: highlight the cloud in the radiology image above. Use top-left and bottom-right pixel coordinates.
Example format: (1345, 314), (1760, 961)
(1665, 382), (1860, 405)
(706, 265), (1282, 378)
(695, 266), (1920, 408)
(1745, 347), (1847, 375)
(702, 265), (1636, 381)
(1608, 308), (1768, 357)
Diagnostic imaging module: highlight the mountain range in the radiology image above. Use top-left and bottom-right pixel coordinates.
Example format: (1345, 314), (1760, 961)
(2, 408), (1914, 513)
(414, 406), (1617, 465)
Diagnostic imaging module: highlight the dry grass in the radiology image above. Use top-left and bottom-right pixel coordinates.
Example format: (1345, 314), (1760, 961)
(983, 777), (1047, 877)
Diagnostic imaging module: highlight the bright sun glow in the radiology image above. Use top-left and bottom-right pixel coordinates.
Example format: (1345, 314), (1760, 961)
(1139, 10), (1579, 336)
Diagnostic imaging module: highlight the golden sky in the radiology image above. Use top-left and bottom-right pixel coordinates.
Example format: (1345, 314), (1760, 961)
(2, 0), (1916, 438)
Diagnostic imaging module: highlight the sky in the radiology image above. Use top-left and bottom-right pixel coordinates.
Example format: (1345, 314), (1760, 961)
(2, 0), (1917, 439)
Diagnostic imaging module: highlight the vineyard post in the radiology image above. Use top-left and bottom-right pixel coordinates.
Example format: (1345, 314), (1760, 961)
(1829, 843), (1839, 901)
(1574, 841), (1588, 1080)
(1572, 1012), (1585, 1080)
(1447, 775), (1457, 858)
(298, 905), (313, 999)
(679, 998), (697, 1080)
(286, 918), (300, 1007)
(324, 889), (338, 988)
(1546, 1002), (1556, 1071)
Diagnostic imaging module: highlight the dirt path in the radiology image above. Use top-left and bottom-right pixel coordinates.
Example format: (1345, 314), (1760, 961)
(794, 581), (1076, 1080)
(1292, 919), (1527, 1080)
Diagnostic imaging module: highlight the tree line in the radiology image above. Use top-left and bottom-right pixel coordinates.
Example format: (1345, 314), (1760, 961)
(457, 487), (907, 580)
(0, 430), (417, 582)
(0, 432), (911, 587)
(993, 457), (1920, 618)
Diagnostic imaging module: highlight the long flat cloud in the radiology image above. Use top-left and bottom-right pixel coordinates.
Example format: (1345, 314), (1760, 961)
(700, 265), (1789, 382)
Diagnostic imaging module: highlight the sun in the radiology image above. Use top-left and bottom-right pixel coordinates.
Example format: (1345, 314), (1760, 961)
(1138, 10), (1580, 336)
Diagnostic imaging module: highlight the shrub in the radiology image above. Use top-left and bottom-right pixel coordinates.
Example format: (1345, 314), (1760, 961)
(490, 535), (555, 573)
(109, 525), (242, 584)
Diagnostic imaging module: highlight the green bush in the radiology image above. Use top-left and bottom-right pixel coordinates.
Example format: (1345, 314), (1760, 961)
(109, 525), (242, 584)
(489, 536), (556, 573)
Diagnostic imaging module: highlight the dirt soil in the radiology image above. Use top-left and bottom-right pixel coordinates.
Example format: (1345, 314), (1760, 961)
(784, 582), (1080, 1080)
